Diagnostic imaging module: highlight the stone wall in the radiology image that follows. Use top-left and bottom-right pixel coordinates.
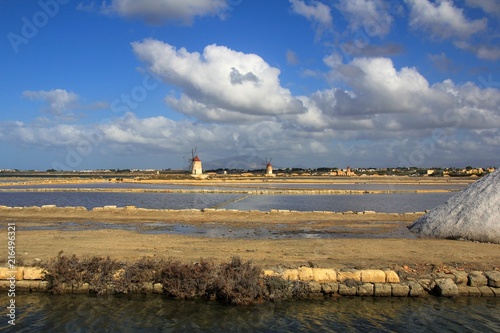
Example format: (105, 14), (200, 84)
(263, 267), (500, 297)
(0, 266), (498, 297)
(0, 204), (426, 217)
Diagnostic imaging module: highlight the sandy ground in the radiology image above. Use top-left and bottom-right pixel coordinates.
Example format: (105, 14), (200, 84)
(2, 209), (499, 273)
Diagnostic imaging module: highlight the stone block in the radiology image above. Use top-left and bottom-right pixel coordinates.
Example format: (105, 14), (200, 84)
(282, 269), (299, 281)
(467, 286), (482, 297)
(408, 281), (425, 297)
(435, 272), (454, 280)
(374, 283), (391, 297)
(361, 270), (386, 283)
(478, 286), (494, 297)
(338, 270), (361, 282)
(262, 269), (278, 277)
(321, 282), (339, 294)
(41, 205), (57, 209)
(385, 270), (400, 283)
(484, 271), (500, 288)
(338, 284), (357, 296)
(418, 279), (435, 292)
(357, 283), (374, 296)
(15, 280), (39, 291)
(308, 281), (322, 294)
(15, 280), (48, 292)
(153, 283), (163, 294)
(490, 287), (500, 297)
(0, 267), (18, 280)
(298, 267), (314, 281)
(468, 271), (488, 287)
(313, 268), (336, 282)
(457, 285), (470, 296)
(434, 278), (458, 297)
(23, 267), (46, 280)
(15, 268), (24, 280)
(451, 270), (468, 285)
(141, 283), (153, 293)
(0, 281), (11, 290)
(391, 284), (410, 297)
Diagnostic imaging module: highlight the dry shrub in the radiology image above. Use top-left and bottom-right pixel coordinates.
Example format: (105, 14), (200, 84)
(80, 256), (123, 295)
(210, 256), (264, 305)
(44, 251), (85, 294)
(43, 253), (307, 304)
(115, 257), (164, 294)
(263, 276), (309, 301)
(159, 259), (216, 299)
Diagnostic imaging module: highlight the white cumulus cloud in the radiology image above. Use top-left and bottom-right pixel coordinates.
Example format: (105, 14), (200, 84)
(132, 39), (305, 123)
(336, 0), (395, 37)
(289, 0), (333, 39)
(406, 0), (487, 40)
(23, 89), (79, 117)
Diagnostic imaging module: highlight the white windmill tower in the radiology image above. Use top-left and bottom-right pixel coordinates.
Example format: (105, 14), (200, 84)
(188, 147), (203, 175)
(265, 157), (273, 176)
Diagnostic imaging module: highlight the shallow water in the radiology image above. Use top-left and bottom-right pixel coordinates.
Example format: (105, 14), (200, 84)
(0, 191), (454, 213)
(225, 193), (453, 212)
(19, 220), (415, 239)
(0, 181), (468, 191)
(0, 192), (242, 210)
(1, 294), (498, 332)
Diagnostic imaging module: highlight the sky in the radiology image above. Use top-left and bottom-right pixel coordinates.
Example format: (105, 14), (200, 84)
(0, 0), (499, 171)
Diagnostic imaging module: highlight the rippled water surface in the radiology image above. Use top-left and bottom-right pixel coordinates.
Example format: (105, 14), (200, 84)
(1, 181), (469, 191)
(1, 294), (498, 332)
(0, 191), (454, 212)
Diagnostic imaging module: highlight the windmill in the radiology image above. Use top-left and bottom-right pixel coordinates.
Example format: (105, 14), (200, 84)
(265, 157), (273, 175)
(186, 147), (202, 175)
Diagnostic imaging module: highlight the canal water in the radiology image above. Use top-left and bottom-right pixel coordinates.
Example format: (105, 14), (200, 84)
(1, 294), (498, 332)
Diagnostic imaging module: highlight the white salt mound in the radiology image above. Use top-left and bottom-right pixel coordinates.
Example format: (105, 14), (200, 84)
(409, 169), (500, 244)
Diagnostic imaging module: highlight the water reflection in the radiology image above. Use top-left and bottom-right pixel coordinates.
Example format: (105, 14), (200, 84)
(0, 192), (454, 213)
(1, 294), (498, 332)
(19, 221), (415, 240)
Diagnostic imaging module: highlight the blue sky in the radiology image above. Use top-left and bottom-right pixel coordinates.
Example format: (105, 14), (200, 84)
(1, 0), (499, 171)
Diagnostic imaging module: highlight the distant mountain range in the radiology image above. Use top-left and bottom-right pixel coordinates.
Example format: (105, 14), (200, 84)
(203, 155), (270, 171)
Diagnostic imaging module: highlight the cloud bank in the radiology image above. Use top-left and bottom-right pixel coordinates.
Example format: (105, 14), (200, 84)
(131, 39), (305, 123)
